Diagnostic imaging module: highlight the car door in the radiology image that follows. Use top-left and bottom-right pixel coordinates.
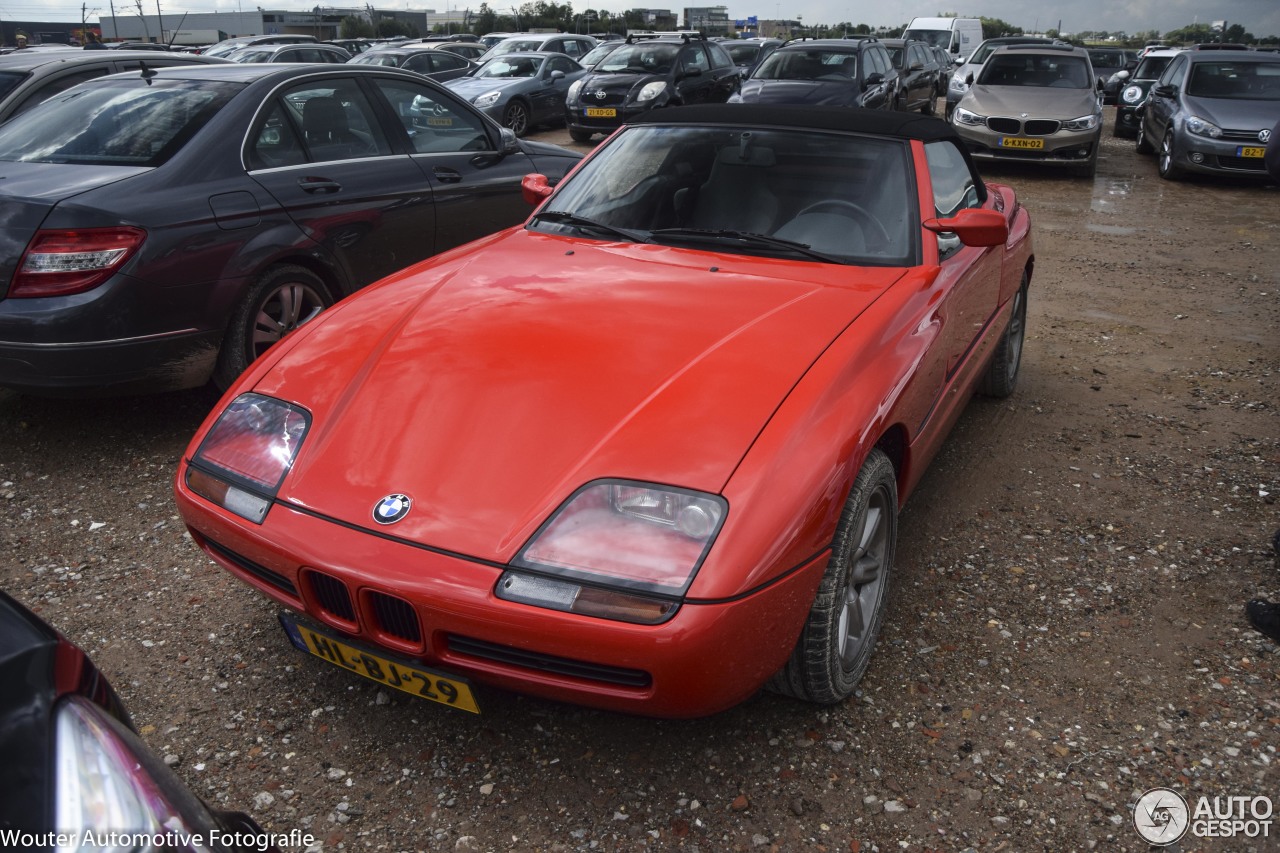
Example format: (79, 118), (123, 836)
(923, 139), (1002, 381)
(246, 76), (439, 289)
(365, 76), (537, 253)
(1145, 53), (1187, 143)
(674, 43), (717, 104)
(533, 55), (581, 123)
(907, 44), (933, 105)
(860, 47), (894, 109)
(705, 41), (740, 100)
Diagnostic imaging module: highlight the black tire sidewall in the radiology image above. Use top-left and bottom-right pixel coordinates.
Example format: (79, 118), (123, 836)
(213, 265), (332, 390)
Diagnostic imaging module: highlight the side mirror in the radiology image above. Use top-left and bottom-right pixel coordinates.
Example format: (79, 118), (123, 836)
(965, 72), (974, 86)
(923, 208), (1008, 247)
(865, 71), (885, 88)
(549, 69), (565, 80)
(679, 66), (703, 79)
(499, 126), (520, 154)
(909, 61), (923, 72)
(521, 173), (553, 206)
(1151, 83), (1175, 98)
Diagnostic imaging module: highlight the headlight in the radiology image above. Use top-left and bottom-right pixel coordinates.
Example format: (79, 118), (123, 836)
(56, 696), (219, 850)
(1062, 113), (1100, 132)
(567, 79), (585, 101)
(500, 480), (728, 624)
(184, 393), (310, 524)
(1185, 115), (1222, 138)
(1121, 84), (1144, 104)
(948, 72), (968, 93)
(953, 107), (986, 127)
(473, 89), (502, 108)
(634, 81), (668, 103)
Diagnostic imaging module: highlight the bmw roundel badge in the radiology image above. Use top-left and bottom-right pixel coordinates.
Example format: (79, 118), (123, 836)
(373, 494), (411, 524)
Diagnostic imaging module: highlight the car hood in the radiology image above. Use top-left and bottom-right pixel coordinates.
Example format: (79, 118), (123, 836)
(255, 229), (906, 561)
(963, 84), (1098, 118)
(1182, 95), (1279, 133)
(0, 162), (148, 295)
(738, 79), (859, 106)
(445, 76), (529, 98)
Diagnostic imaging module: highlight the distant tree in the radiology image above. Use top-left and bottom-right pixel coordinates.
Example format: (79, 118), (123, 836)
(1224, 23), (1251, 43)
(980, 17), (1020, 40)
(340, 15), (374, 38)
(473, 3), (497, 34)
(376, 19), (418, 39)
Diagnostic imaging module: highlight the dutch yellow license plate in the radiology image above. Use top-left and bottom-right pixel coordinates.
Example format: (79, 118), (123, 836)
(279, 613), (480, 713)
(1000, 137), (1044, 150)
(584, 107), (616, 118)
(1237, 146), (1264, 158)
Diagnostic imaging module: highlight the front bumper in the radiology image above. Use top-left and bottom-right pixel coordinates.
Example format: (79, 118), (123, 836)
(564, 100), (662, 136)
(1168, 129), (1272, 177)
(1114, 105), (1140, 137)
(175, 476), (828, 719)
(954, 125), (1101, 167)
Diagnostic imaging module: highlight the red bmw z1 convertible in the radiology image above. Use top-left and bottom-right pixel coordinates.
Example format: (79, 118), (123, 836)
(174, 105), (1034, 718)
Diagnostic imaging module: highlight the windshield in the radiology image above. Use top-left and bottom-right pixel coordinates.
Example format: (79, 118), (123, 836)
(530, 124), (915, 265)
(980, 54), (1091, 88)
(754, 48), (857, 81)
(902, 29), (949, 49)
(726, 43), (762, 63)
(1087, 50), (1126, 69)
(597, 42), (680, 74)
(0, 71), (23, 101)
(1186, 60), (1280, 100)
(227, 48), (273, 63)
(0, 78), (241, 166)
(581, 42), (619, 65)
(350, 51), (403, 67)
(490, 38), (544, 56)
(476, 56), (542, 78)
(1132, 55), (1173, 80)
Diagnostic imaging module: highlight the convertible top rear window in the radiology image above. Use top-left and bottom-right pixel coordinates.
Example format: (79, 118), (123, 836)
(0, 78), (243, 166)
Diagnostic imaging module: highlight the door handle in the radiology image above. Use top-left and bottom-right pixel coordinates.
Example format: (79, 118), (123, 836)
(298, 177), (341, 194)
(433, 167), (463, 184)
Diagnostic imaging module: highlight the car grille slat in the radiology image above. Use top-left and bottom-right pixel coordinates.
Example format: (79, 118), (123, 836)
(446, 634), (652, 688)
(1024, 119), (1060, 135)
(305, 571), (356, 623)
(987, 117), (1020, 134)
(368, 591), (422, 644)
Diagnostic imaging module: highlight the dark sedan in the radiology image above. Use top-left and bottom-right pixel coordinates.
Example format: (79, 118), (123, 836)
(445, 52), (586, 136)
(0, 63), (581, 396)
(563, 34), (740, 143)
(881, 37), (941, 114)
(347, 43), (479, 82)
(729, 38), (898, 111)
(0, 591), (280, 851)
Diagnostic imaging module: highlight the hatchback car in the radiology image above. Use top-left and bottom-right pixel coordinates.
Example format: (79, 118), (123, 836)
(224, 43), (352, 64)
(203, 34), (318, 58)
(0, 591), (279, 851)
(1135, 49), (1280, 180)
(881, 37), (941, 113)
(730, 38), (897, 111)
(173, 104), (1033, 719)
(347, 44), (478, 83)
(445, 52), (586, 136)
(564, 34), (740, 142)
(952, 43), (1103, 177)
(723, 37), (782, 79)
(945, 36), (1057, 119)
(0, 49), (228, 122)
(0, 63), (580, 396)
(1112, 48), (1180, 137)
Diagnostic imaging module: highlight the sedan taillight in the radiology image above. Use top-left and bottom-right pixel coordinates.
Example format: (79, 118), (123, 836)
(10, 227), (146, 298)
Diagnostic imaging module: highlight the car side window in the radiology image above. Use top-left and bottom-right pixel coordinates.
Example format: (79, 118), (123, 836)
(925, 140), (981, 258)
(403, 54), (434, 74)
(1159, 55), (1187, 89)
(370, 79), (493, 154)
(251, 83), (392, 167)
(432, 53), (467, 72)
(680, 45), (711, 75)
(546, 55), (575, 75)
(707, 42), (734, 70)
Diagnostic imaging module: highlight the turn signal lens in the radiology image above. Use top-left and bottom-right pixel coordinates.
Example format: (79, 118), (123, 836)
(11, 227), (146, 298)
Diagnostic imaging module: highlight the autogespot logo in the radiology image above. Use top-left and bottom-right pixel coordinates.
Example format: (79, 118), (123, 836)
(1134, 788), (1190, 846)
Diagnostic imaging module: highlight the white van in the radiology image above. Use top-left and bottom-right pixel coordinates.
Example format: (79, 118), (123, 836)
(902, 17), (983, 61)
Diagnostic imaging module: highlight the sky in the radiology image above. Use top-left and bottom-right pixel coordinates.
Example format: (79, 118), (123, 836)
(26, 0), (1280, 39)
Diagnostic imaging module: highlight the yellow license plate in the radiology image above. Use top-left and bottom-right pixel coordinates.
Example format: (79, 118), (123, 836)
(279, 614), (480, 714)
(584, 107), (616, 118)
(1000, 137), (1044, 150)
(426, 117), (454, 127)
(1237, 146), (1264, 158)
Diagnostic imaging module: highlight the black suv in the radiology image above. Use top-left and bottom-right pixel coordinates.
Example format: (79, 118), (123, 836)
(730, 38), (898, 111)
(563, 33), (740, 142)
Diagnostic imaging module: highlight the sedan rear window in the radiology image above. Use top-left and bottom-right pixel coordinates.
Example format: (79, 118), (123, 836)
(0, 78), (242, 166)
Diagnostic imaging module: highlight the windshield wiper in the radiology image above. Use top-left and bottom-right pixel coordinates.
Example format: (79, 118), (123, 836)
(531, 210), (650, 244)
(648, 228), (847, 264)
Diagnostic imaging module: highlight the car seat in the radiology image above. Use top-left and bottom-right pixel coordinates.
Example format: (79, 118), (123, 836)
(302, 96), (365, 159)
(685, 146), (779, 233)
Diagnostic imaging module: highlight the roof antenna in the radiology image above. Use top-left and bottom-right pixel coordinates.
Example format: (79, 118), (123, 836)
(140, 60), (157, 85)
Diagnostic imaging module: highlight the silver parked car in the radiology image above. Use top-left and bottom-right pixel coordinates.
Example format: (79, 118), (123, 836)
(445, 51), (587, 136)
(951, 43), (1103, 177)
(1135, 49), (1280, 181)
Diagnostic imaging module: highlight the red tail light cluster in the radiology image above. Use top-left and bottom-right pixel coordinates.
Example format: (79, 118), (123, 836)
(10, 227), (146, 298)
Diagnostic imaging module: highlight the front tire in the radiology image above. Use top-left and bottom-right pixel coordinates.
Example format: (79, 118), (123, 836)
(769, 448), (897, 704)
(1157, 129), (1183, 180)
(1135, 116), (1154, 154)
(214, 264), (333, 389)
(502, 100), (530, 137)
(978, 274), (1028, 398)
(568, 128), (594, 143)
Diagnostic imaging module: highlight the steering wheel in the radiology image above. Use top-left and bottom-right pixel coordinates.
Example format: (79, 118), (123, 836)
(794, 200), (891, 248)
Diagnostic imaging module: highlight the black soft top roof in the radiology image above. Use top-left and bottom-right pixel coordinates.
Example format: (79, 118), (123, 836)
(632, 104), (962, 145)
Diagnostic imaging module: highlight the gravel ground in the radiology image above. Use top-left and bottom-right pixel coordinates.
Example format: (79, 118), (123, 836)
(2, 122), (1278, 852)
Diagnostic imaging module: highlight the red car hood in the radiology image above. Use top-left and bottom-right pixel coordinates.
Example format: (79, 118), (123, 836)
(256, 230), (906, 561)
